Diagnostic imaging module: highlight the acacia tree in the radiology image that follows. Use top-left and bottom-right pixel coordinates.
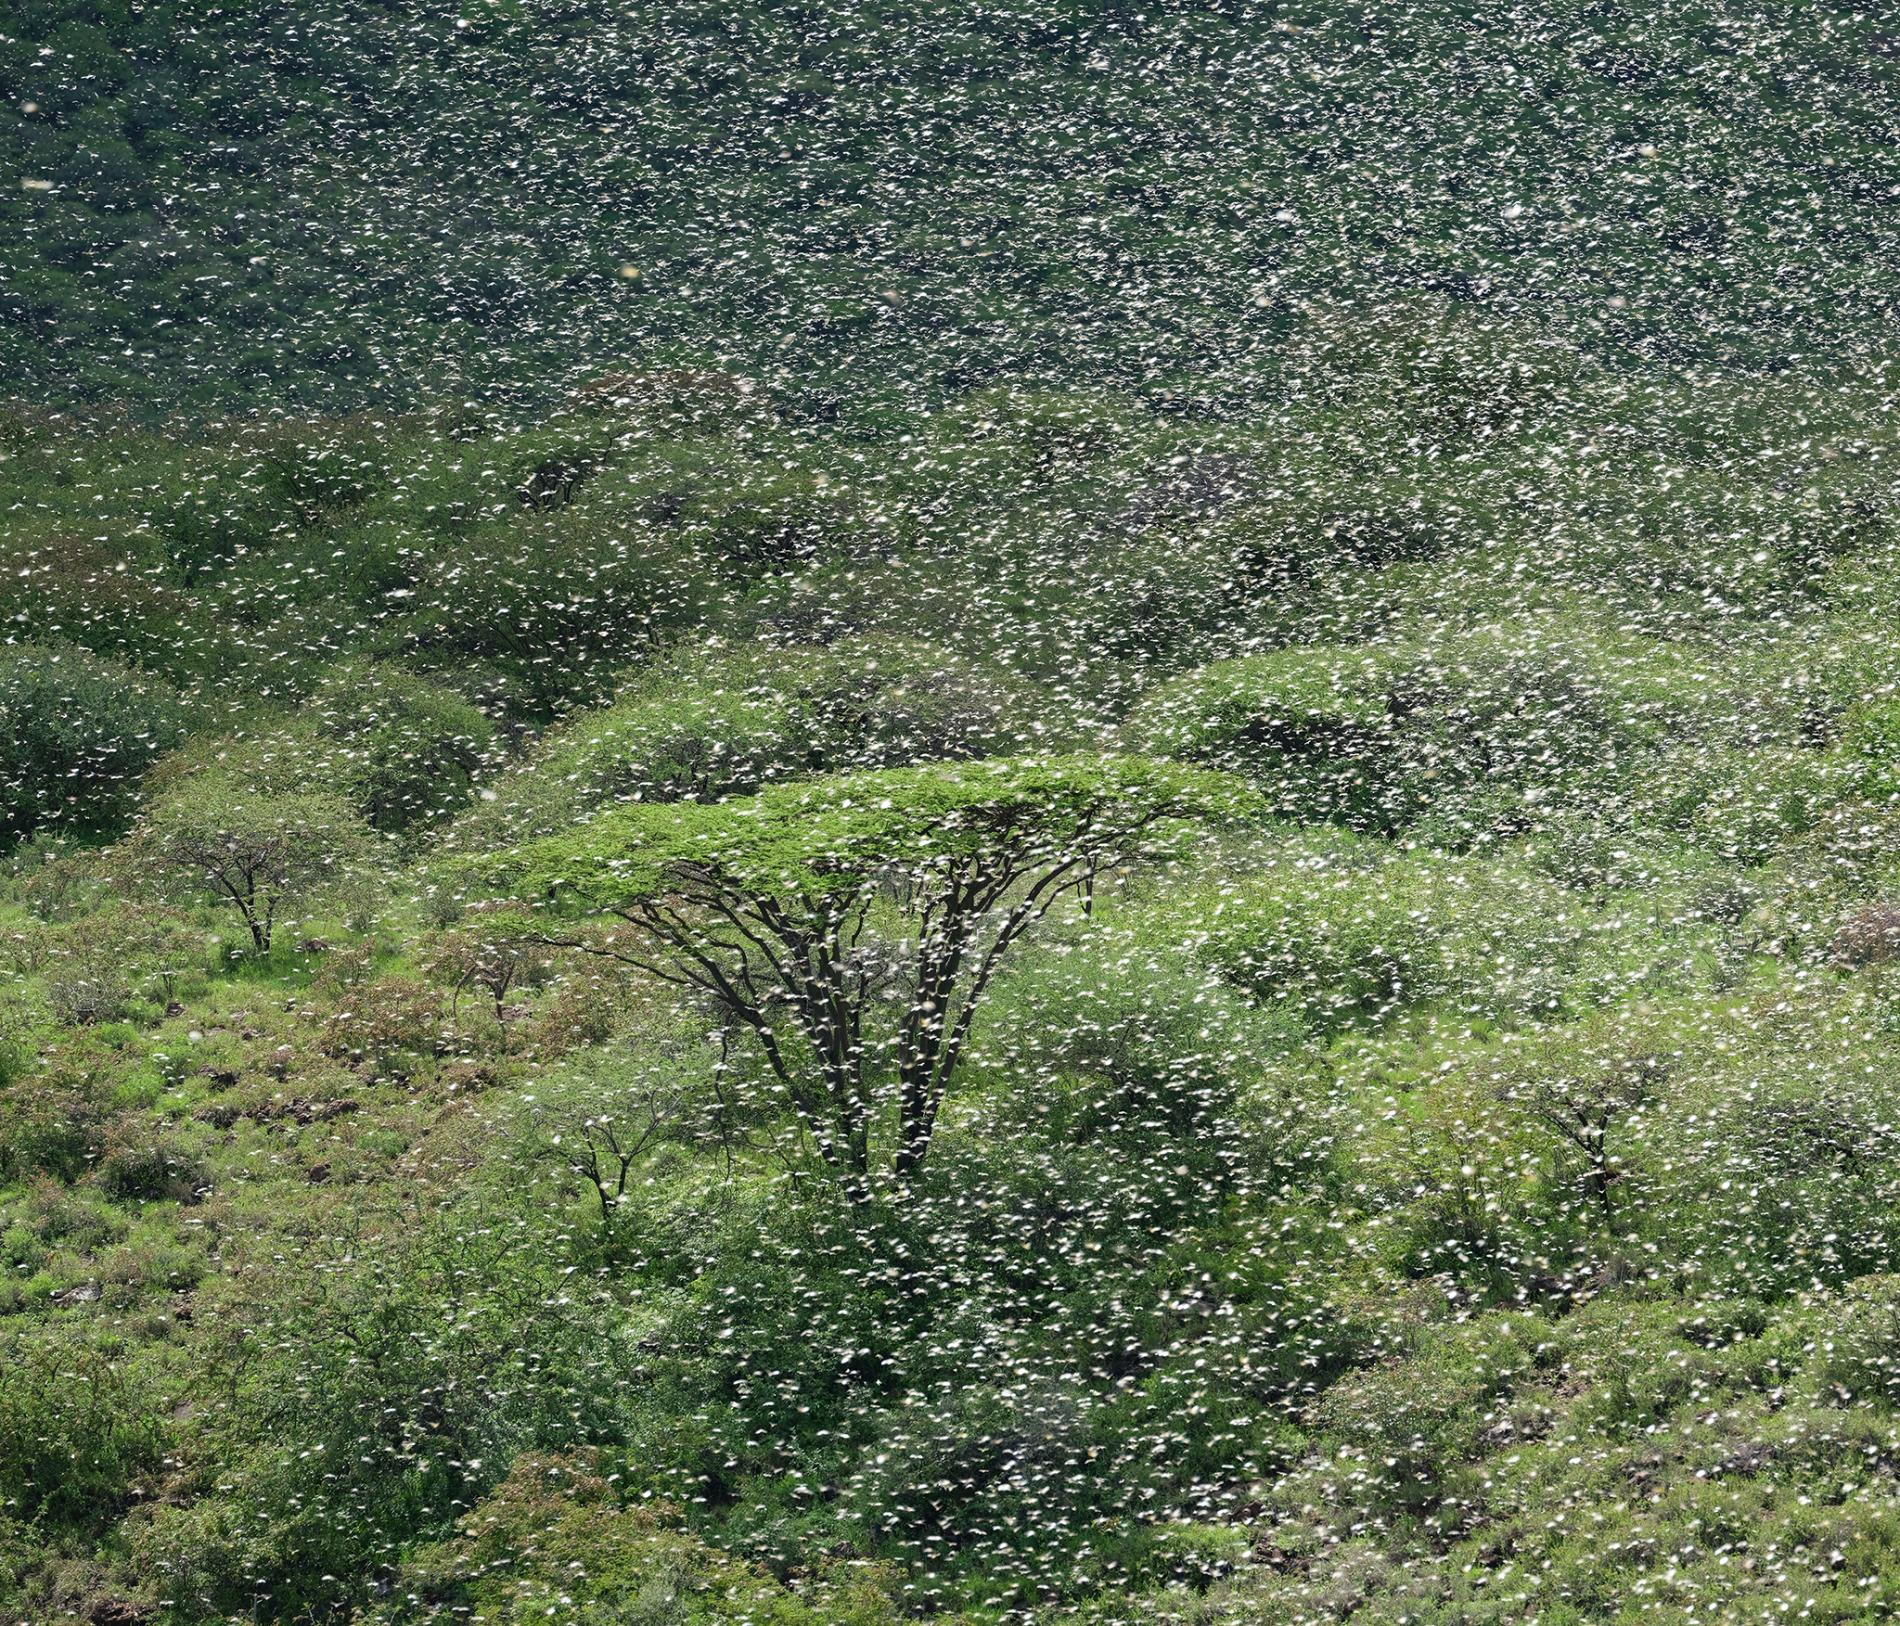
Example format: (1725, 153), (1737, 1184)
(489, 755), (1256, 1191)
(131, 777), (371, 955)
(429, 905), (549, 1030)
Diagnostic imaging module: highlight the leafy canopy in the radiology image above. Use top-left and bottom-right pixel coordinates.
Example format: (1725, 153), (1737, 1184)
(491, 754), (1260, 913)
(482, 755), (1261, 1186)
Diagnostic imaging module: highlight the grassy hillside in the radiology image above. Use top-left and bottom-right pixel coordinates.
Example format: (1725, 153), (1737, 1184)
(6, 1), (1900, 411)
(9, 3), (1900, 1624)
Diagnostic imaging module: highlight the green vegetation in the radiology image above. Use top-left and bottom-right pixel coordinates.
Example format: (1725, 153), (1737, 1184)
(6, 2), (1900, 413)
(483, 755), (1254, 1187)
(9, 1), (1900, 1621)
(0, 646), (188, 844)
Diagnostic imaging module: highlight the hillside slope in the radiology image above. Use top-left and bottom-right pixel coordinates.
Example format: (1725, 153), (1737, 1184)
(6, 0), (1900, 410)
(8, 4), (1900, 1624)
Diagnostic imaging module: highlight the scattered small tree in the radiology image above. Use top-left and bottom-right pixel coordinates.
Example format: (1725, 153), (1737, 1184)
(548, 1077), (694, 1245)
(131, 778), (371, 955)
(429, 905), (549, 1030)
(1503, 1049), (1665, 1231)
(489, 755), (1256, 1192)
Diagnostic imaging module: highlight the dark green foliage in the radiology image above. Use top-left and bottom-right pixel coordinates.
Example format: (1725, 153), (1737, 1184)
(1125, 647), (1409, 828)
(0, 1328), (165, 1527)
(305, 660), (496, 833)
(0, 644), (188, 845)
(6, 3), (1900, 412)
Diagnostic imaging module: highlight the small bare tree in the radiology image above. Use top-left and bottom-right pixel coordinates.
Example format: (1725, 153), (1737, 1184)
(1506, 1051), (1664, 1230)
(537, 1055), (698, 1244)
(430, 906), (549, 1032)
(130, 779), (370, 955)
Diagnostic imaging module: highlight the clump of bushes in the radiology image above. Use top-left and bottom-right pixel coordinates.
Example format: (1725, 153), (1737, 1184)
(1185, 835), (1653, 1035)
(0, 1064), (111, 1186)
(0, 1329), (166, 1526)
(1128, 619), (1718, 840)
(303, 660), (498, 834)
(92, 1129), (209, 1205)
(1123, 645), (1405, 827)
(365, 1452), (905, 1625)
(0, 643), (188, 846)
(451, 635), (1050, 849)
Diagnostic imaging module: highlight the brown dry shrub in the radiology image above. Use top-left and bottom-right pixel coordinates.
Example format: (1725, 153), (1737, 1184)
(1836, 901), (1900, 966)
(319, 976), (447, 1079)
(526, 967), (629, 1057)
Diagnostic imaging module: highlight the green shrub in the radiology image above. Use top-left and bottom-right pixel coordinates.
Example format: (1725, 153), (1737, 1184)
(1808, 1277), (1900, 1409)
(1841, 697), (1900, 806)
(452, 637), (1048, 849)
(0, 1328), (165, 1526)
(31, 902), (207, 1029)
(141, 1199), (633, 1622)
(1310, 1314), (1548, 1514)
(0, 529), (227, 682)
(1393, 618), (1714, 786)
(305, 659), (497, 833)
(975, 929), (1305, 1168)
(0, 1065), (109, 1185)
(1190, 838), (1623, 1034)
(1123, 645), (1406, 828)
(40, 958), (130, 1028)
(1128, 619), (1713, 841)
(386, 507), (721, 717)
(365, 1453), (906, 1625)
(1659, 1063), (1900, 1295)
(256, 418), (393, 518)
(317, 974), (445, 1078)
(1677, 746), (1850, 867)
(92, 1129), (209, 1205)
(17, 1177), (128, 1255)
(0, 643), (188, 845)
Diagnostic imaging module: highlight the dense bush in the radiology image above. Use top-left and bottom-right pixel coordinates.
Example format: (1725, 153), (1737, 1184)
(0, 1328), (166, 1527)
(1128, 620), (1717, 841)
(365, 1452), (905, 1625)
(0, 1063), (110, 1186)
(303, 660), (497, 834)
(1123, 646), (1407, 828)
(137, 1200), (633, 1622)
(0, 643), (188, 845)
(452, 636), (1051, 849)
(1187, 836), (1688, 1035)
(383, 509), (722, 717)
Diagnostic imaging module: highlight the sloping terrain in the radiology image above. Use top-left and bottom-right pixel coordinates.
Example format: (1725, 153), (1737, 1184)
(7, 4), (1900, 1623)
